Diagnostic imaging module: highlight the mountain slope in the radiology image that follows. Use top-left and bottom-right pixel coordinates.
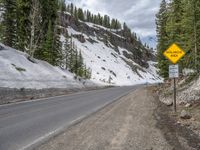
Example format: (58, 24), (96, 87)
(0, 43), (96, 89)
(0, 11), (162, 89)
(59, 12), (162, 85)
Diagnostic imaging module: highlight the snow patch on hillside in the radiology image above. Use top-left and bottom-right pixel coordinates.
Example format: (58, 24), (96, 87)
(65, 26), (162, 85)
(0, 43), (97, 89)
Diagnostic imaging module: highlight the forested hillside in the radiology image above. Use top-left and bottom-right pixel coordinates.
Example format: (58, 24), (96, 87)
(156, 0), (200, 79)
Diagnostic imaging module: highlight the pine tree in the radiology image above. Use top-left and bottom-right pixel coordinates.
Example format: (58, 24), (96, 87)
(111, 19), (116, 29)
(35, 0), (61, 66)
(103, 15), (110, 28)
(97, 13), (103, 25)
(165, 0), (184, 68)
(70, 3), (74, 15)
(40, 21), (54, 64)
(74, 46), (78, 75)
(196, 0), (200, 72)
(74, 6), (78, 19)
(123, 22), (131, 37)
(64, 36), (70, 69)
(181, 0), (195, 69)
(1, 0), (17, 47)
(0, 0), (4, 42)
(58, 0), (66, 12)
(156, 0), (169, 78)
(86, 10), (91, 22)
(77, 8), (84, 21)
(69, 38), (75, 72)
(78, 51), (84, 77)
(16, 0), (31, 51)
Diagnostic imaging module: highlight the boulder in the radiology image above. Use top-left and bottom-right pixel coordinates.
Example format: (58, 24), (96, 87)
(180, 110), (192, 119)
(185, 103), (192, 108)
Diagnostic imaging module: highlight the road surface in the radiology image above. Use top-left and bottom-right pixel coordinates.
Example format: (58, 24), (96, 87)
(0, 86), (136, 150)
(38, 87), (200, 150)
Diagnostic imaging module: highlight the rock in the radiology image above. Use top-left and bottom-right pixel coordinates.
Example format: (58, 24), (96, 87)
(179, 101), (186, 106)
(185, 103), (192, 108)
(180, 110), (192, 119)
(166, 101), (173, 106)
(160, 97), (173, 106)
(164, 99), (173, 106)
(0, 45), (4, 50)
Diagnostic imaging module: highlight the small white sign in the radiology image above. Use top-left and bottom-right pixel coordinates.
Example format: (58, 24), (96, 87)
(169, 65), (179, 78)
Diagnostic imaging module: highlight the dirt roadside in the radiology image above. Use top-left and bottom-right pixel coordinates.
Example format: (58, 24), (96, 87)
(37, 86), (200, 150)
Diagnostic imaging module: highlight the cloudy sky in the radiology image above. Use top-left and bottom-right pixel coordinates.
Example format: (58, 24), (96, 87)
(66, 0), (161, 48)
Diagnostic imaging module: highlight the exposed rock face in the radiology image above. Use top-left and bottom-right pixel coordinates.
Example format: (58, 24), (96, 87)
(58, 12), (156, 69)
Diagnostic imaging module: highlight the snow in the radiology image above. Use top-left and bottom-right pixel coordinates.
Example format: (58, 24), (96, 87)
(63, 25), (163, 86)
(182, 68), (196, 76)
(0, 43), (87, 89)
(0, 19), (162, 89)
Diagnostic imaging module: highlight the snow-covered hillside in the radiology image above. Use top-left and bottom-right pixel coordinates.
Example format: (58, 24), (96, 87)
(0, 13), (162, 89)
(60, 21), (162, 86)
(0, 43), (96, 89)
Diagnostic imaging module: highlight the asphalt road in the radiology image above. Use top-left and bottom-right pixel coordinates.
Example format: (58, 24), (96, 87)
(0, 86), (137, 150)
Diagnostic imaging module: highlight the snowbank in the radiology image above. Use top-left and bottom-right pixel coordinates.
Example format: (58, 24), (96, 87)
(0, 43), (87, 89)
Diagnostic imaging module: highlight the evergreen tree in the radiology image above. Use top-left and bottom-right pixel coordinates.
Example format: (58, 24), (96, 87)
(77, 8), (84, 21)
(16, 0), (31, 51)
(97, 13), (103, 25)
(123, 22), (131, 37)
(69, 38), (76, 72)
(64, 36), (70, 69)
(86, 10), (91, 22)
(156, 0), (169, 78)
(74, 46), (78, 75)
(111, 19), (116, 29)
(103, 15), (110, 28)
(1, 0), (17, 47)
(192, 0), (200, 72)
(78, 51), (84, 77)
(40, 21), (54, 64)
(74, 6), (78, 19)
(58, 0), (66, 12)
(70, 3), (74, 15)
(35, 0), (61, 66)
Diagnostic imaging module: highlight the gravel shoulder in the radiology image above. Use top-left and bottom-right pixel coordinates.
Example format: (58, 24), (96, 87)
(37, 86), (200, 150)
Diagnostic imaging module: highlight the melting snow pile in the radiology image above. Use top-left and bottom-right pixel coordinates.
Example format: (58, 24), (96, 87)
(0, 43), (93, 89)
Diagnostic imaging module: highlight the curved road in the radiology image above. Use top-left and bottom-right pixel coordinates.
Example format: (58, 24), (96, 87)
(0, 86), (137, 150)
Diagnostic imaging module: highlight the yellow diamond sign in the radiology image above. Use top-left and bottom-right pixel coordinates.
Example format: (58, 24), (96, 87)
(163, 43), (185, 64)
